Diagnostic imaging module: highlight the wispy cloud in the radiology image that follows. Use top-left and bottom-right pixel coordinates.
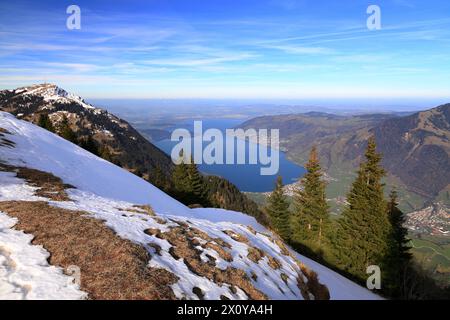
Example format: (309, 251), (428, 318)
(1, 0), (450, 99)
(144, 55), (255, 67)
(263, 45), (335, 55)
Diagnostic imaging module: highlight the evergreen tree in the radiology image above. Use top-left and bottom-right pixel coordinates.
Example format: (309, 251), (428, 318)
(385, 189), (413, 297)
(149, 165), (170, 191)
(171, 150), (191, 194)
(78, 136), (99, 156)
(186, 157), (209, 206)
(37, 113), (55, 132)
(171, 150), (209, 207)
(58, 115), (78, 144)
(292, 147), (330, 251)
(334, 136), (391, 281)
(99, 145), (113, 162)
(266, 176), (291, 240)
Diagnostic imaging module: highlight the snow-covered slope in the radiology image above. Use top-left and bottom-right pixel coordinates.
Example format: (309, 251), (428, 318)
(0, 111), (381, 300)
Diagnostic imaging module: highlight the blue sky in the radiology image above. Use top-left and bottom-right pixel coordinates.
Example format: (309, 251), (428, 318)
(1, 0), (450, 101)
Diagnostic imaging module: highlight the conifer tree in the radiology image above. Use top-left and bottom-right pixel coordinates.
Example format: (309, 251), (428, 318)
(58, 115), (78, 144)
(171, 150), (191, 195)
(266, 176), (291, 240)
(334, 136), (391, 280)
(292, 147), (330, 251)
(149, 165), (170, 191)
(99, 145), (113, 162)
(79, 136), (99, 156)
(186, 157), (208, 205)
(37, 113), (55, 132)
(171, 150), (209, 206)
(385, 189), (412, 297)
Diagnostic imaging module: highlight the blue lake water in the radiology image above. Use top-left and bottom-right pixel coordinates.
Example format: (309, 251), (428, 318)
(155, 119), (305, 192)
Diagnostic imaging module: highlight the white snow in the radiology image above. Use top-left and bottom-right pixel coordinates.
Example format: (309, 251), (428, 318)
(0, 111), (190, 216)
(0, 211), (86, 300)
(0, 111), (382, 300)
(17, 84), (95, 110)
(0, 172), (46, 202)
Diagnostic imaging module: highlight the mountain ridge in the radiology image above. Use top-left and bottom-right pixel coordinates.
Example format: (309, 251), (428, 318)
(0, 83), (174, 175)
(239, 104), (450, 211)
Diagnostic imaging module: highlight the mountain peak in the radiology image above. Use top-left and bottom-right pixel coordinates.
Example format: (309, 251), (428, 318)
(13, 83), (95, 110)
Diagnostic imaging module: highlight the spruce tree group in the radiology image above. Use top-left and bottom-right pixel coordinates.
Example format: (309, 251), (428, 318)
(78, 136), (99, 156)
(333, 137), (392, 280)
(265, 176), (291, 240)
(149, 165), (171, 192)
(284, 137), (416, 297)
(292, 146), (330, 255)
(385, 189), (413, 297)
(171, 150), (209, 207)
(58, 115), (78, 144)
(37, 113), (55, 133)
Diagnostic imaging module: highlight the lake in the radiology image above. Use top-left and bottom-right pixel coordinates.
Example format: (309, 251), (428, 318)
(155, 119), (305, 192)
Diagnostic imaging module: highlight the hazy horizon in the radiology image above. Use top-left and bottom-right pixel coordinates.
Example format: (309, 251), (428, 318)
(88, 97), (448, 113)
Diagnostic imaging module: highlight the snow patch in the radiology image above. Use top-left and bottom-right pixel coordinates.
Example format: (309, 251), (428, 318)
(0, 211), (87, 300)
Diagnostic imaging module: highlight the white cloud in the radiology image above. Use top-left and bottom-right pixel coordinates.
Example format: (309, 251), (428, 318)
(264, 44), (335, 55)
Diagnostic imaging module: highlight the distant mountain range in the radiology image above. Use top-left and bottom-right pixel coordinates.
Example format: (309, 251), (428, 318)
(239, 105), (450, 212)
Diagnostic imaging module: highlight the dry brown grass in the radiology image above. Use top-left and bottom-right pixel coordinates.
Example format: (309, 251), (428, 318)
(296, 274), (312, 300)
(247, 247), (265, 263)
(267, 256), (282, 270)
(132, 205), (155, 216)
(147, 224), (268, 300)
(247, 246), (280, 269)
(0, 164), (72, 201)
(273, 238), (291, 256)
(222, 230), (249, 244)
(298, 263), (330, 300)
(0, 127), (15, 148)
(280, 273), (288, 284)
(0, 201), (178, 300)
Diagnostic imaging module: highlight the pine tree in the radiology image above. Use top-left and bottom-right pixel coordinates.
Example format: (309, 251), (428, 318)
(78, 136), (99, 156)
(334, 136), (391, 281)
(149, 165), (170, 191)
(266, 176), (291, 240)
(186, 157), (209, 206)
(385, 189), (412, 297)
(37, 113), (55, 132)
(99, 145), (113, 162)
(58, 115), (78, 144)
(172, 150), (190, 193)
(171, 150), (209, 207)
(292, 147), (330, 252)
